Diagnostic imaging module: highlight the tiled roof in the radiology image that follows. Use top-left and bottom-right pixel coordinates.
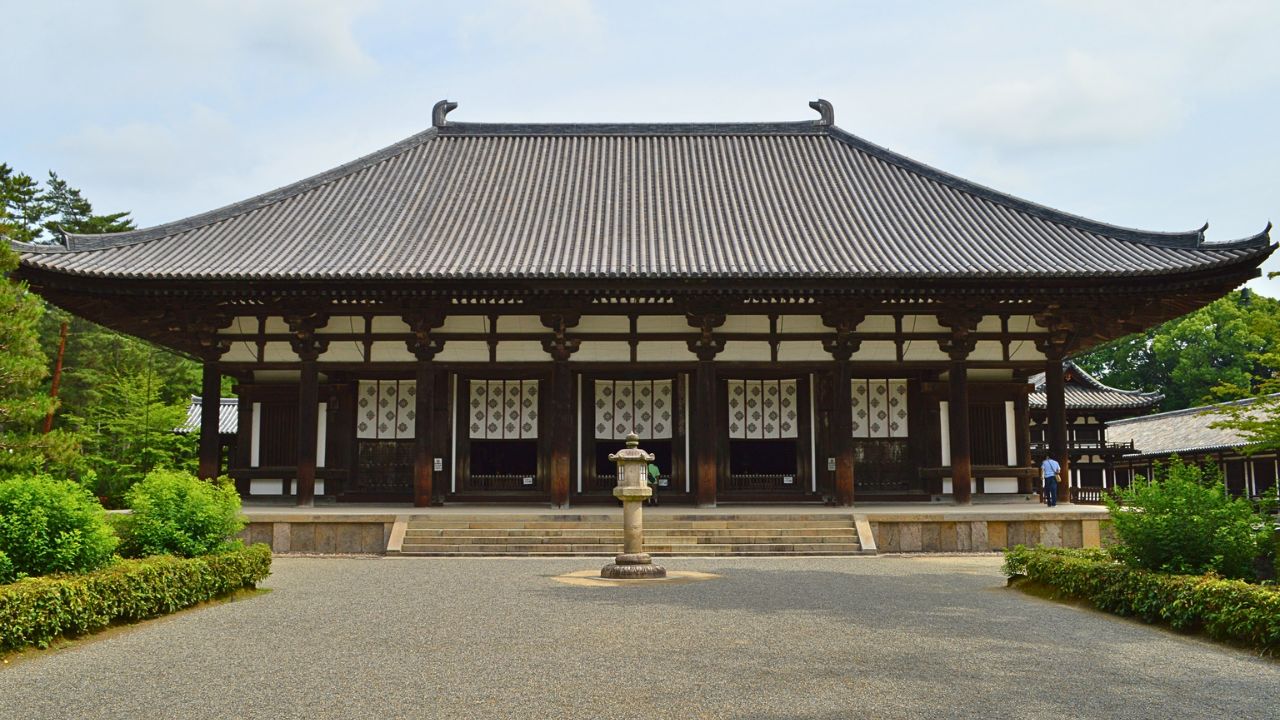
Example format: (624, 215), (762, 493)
(1107, 394), (1279, 458)
(1029, 362), (1162, 411)
(17, 101), (1272, 282)
(177, 396), (238, 435)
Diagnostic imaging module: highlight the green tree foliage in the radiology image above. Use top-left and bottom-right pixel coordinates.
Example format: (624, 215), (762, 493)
(1103, 458), (1271, 580)
(1, 164), (202, 497)
(0, 474), (118, 582)
(115, 470), (244, 558)
(1076, 291), (1280, 411)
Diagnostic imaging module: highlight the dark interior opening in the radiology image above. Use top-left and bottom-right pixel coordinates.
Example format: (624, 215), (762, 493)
(595, 439), (673, 487)
(469, 440), (538, 477)
(728, 439), (797, 476)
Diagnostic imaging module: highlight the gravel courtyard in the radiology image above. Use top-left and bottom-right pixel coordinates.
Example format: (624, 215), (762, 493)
(2, 555), (1276, 719)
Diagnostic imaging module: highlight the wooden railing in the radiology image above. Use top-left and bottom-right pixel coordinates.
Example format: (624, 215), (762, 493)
(723, 474), (804, 493)
(1030, 440), (1135, 454)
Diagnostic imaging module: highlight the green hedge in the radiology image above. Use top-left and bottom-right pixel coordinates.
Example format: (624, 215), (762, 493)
(0, 543), (271, 652)
(1003, 546), (1280, 654)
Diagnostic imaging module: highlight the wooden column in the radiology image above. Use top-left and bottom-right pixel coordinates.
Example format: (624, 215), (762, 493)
(1045, 352), (1071, 504)
(938, 309), (980, 505)
(542, 311), (580, 509)
(948, 360), (972, 504)
(233, 388), (253, 496)
(688, 312), (726, 508)
(413, 361), (437, 507)
(833, 359), (855, 506)
(198, 359), (222, 480)
(296, 358), (319, 506)
(285, 310), (329, 508)
(1014, 375), (1033, 494)
(821, 307), (863, 507)
(406, 310), (445, 508)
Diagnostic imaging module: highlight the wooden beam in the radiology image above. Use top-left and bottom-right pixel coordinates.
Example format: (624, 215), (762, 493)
(833, 359), (854, 506)
(948, 361), (972, 504)
(687, 312), (727, 507)
(1045, 354), (1070, 504)
(541, 310), (581, 509)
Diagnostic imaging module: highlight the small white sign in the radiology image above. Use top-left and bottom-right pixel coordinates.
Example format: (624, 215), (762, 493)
(658, 478), (669, 487)
(433, 457), (443, 472)
(827, 457), (836, 471)
(783, 475), (794, 485)
(522, 476), (535, 486)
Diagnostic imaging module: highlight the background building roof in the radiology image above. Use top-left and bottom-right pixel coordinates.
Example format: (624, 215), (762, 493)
(16, 101), (1271, 283)
(1108, 394), (1278, 458)
(1029, 361), (1163, 412)
(177, 396), (238, 436)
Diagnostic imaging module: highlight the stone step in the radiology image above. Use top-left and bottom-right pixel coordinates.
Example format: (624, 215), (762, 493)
(399, 530), (860, 540)
(400, 513), (849, 522)
(405, 520), (855, 531)
(398, 542), (863, 555)
(403, 527), (856, 539)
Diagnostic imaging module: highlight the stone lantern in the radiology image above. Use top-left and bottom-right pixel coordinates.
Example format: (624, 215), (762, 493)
(600, 433), (667, 579)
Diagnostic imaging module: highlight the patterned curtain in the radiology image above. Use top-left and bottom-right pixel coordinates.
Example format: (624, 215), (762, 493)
(594, 380), (674, 439)
(468, 380), (539, 440)
(851, 379), (908, 438)
(726, 379), (798, 439)
(356, 380), (417, 440)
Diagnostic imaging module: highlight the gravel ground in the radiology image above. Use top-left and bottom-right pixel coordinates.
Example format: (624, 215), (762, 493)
(2, 555), (1276, 719)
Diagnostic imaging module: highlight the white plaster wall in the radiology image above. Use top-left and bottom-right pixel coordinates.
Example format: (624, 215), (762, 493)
(637, 341), (697, 361)
(985, 477), (1019, 494)
(496, 341), (552, 362)
(369, 342), (416, 362)
(976, 316), (1002, 333)
(263, 342), (298, 362)
(575, 316), (630, 333)
(1005, 401), (1018, 465)
(969, 341), (1005, 362)
(940, 400), (951, 465)
(719, 316), (771, 333)
(440, 316), (487, 333)
(263, 317), (289, 334)
(1008, 342), (1046, 362)
(777, 315), (827, 333)
(575, 341), (631, 361)
(718, 341), (771, 362)
(777, 340), (828, 361)
(317, 316), (362, 334)
(636, 316), (690, 333)
(904, 315), (947, 333)
(320, 343), (365, 363)
(902, 341), (950, 362)
(434, 341), (489, 362)
(857, 315), (895, 333)
(366, 317), (407, 333)
(496, 315), (543, 333)
(217, 317), (257, 335)
(850, 340), (897, 362)
(222, 343), (257, 362)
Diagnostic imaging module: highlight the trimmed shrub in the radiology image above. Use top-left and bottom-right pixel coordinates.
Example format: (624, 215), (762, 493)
(1103, 457), (1270, 580)
(0, 543), (271, 652)
(116, 470), (245, 558)
(1003, 546), (1280, 654)
(0, 474), (118, 582)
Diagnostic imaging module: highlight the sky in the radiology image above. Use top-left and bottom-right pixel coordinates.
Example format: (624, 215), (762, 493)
(3, 0), (1278, 294)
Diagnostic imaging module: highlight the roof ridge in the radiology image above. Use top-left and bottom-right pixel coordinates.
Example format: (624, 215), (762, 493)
(1108, 392), (1280, 425)
(823, 126), (1272, 251)
(436, 120), (828, 137)
(1063, 361), (1163, 398)
(20, 127), (441, 254)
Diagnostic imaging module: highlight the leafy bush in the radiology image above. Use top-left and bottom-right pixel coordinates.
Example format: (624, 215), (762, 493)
(1103, 457), (1270, 580)
(1004, 546), (1280, 654)
(0, 543), (271, 652)
(116, 470), (245, 558)
(0, 474), (118, 582)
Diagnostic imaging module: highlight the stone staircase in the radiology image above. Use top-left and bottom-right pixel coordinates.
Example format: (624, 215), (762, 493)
(393, 513), (871, 557)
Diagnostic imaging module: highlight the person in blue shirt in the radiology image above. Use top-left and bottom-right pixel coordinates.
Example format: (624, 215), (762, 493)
(1040, 455), (1062, 507)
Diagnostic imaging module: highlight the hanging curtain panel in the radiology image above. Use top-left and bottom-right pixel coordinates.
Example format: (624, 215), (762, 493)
(469, 379), (539, 440)
(593, 380), (674, 440)
(356, 380), (417, 440)
(851, 379), (908, 439)
(726, 379), (798, 439)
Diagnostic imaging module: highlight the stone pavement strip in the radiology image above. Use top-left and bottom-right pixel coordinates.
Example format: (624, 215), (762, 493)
(1, 556), (1276, 720)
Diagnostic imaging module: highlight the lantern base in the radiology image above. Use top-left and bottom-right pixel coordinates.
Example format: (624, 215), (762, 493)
(600, 552), (667, 579)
